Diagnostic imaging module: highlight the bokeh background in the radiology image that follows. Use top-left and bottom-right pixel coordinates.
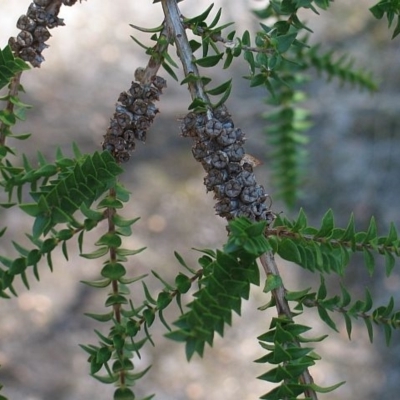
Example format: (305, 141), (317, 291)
(0, 1), (399, 399)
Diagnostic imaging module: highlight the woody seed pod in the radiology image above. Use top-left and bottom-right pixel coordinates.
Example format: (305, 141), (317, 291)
(8, 38), (21, 52)
(205, 119), (223, 138)
(152, 75), (167, 91)
(34, 0), (51, 6)
(180, 103), (273, 223)
(33, 26), (51, 42)
(16, 15), (36, 31)
(224, 179), (243, 198)
(211, 151), (229, 169)
(17, 31), (34, 47)
(129, 82), (144, 99)
(204, 168), (228, 191)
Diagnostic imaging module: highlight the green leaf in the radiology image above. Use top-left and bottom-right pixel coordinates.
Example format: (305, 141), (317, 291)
(101, 263), (126, 279)
(162, 61), (178, 81)
(194, 53), (224, 68)
(85, 311), (114, 322)
(81, 247), (109, 259)
(184, 3), (214, 24)
(277, 239), (302, 264)
(114, 388), (135, 400)
(310, 381), (346, 393)
(206, 79), (232, 95)
(9, 257), (27, 275)
(363, 248), (375, 277)
(175, 273), (192, 293)
(317, 304), (338, 332)
(81, 278), (111, 288)
(263, 274), (283, 293)
(317, 276), (327, 300)
(96, 232), (122, 248)
(275, 32), (297, 53)
(364, 216), (377, 243)
(316, 209), (334, 238)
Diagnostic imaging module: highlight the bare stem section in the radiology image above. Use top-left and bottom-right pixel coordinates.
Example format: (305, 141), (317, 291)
(161, 0), (210, 104)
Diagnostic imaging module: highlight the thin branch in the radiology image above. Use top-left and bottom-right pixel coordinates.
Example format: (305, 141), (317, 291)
(0, 72), (22, 146)
(260, 251), (318, 400)
(161, 0), (210, 105)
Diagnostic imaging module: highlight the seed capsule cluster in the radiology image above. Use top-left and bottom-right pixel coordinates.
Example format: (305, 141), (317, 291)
(9, 0), (80, 67)
(181, 105), (272, 222)
(102, 70), (166, 163)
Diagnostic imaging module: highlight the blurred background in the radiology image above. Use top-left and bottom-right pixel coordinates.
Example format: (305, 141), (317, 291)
(0, 1), (399, 399)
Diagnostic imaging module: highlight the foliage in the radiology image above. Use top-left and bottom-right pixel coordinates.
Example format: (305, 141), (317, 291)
(0, 1), (399, 400)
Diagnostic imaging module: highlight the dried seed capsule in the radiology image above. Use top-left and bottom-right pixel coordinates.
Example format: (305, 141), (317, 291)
(8, 37), (21, 52)
(142, 86), (160, 102)
(215, 198), (239, 216)
(216, 127), (237, 146)
(34, 0), (51, 6)
(37, 42), (49, 52)
(128, 82), (143, 99)
(224, 143), (245, 162)
(240, 184), (266, 204)
(213, 104), (231, 123)
(238, 170), (257, 186)
(237, 205), (255, 219)
(118, 92), (134, 107)
(103, 142), (115, 152)
(192, 143), (209, 161)
(227, 162), (242, 176)
(213, 184), (226, 199)
(110, 136), (126, 152)
(131, 99), (148, 115)
(152, 75), (167, 91)
(205, 118), (223, 138)
(46, 15), (65, 29)
(34, 26), (51, 42)
(134, 129), (146, 142)
(204, 169), (228, 191)
(19, 46), (37, 63)
(224, 179), (243, 198)
(145, 103), (158, 119)
(132, 115), (151, 131)
(201, 156), (214, 172)
(108, 119), (123, 136)
(27, 4), (38, 19)
(17, 31), (34, 47)
(115, 112), (133, 129)
(211, 151), (229, 169)
(251, 202), (268, 217)
(181, 112), (198, 137)
(16, 15), (36, 31)
(123, 130), (135, 142)
(34, 9), (48, 24)
(116, 150), (130, 163)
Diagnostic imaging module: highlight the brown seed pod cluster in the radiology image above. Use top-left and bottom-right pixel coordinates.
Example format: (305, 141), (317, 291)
(8, 0), (82, 67)
(181, 105), (272, 222)
(102, 69), (166, 163)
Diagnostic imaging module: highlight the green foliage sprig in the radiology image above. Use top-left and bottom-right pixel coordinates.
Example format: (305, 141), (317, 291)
(370, 0), (400, 38)
(270, 209), (400, 277)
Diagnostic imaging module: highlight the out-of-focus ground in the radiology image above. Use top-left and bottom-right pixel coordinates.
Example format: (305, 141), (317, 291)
(0, 1), (399, 399)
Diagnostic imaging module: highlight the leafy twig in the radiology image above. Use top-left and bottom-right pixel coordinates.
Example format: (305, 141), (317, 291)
(260, 252), (318, 400)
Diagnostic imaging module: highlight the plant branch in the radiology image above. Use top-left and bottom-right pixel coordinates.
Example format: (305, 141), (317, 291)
(0, 72), (22, 146)
(137, 25), (170, 85)
(267, 226), (399, 255)
(161, 0), (211, 105)
(260, 251), (318, 400)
